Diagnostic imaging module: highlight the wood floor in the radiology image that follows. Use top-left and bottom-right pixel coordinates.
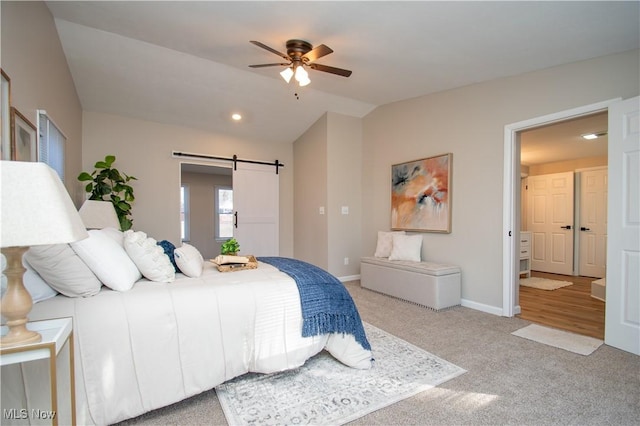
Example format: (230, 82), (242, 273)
(517, 271), (605, 339)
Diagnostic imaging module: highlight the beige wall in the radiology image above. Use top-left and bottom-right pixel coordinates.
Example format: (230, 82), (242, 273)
(293, 112), (363, 277)
(1, 1), (83, 203)
(362, 49), (639, 312)
(528, 156), (607, 176)
(82, 111), (294, 255)
(327, 112), (362, 277)
(293, 114), (329, 269)
(181, 170), (232, 259)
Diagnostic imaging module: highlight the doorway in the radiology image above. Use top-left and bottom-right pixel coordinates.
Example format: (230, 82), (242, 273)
(517, 113), (608, 338)
(501, 99), (618, 319)
(180, 163), (233, 259)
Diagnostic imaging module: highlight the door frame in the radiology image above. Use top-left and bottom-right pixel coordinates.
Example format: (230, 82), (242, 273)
(502, 98), (621, 316)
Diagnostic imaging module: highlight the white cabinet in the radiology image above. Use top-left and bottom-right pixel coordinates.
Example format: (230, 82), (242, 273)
(519, 231), (531, 277)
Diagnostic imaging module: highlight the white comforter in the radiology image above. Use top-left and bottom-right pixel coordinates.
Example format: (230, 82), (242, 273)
(4, 261), (372, 425)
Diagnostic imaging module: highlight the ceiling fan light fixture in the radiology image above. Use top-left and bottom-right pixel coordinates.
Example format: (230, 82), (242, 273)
(294, 65), (309, 83)
(298, 76), (311, 87)
(280, 67), (294, 83)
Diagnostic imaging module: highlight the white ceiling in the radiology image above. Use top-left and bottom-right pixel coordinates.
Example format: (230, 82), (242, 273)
(46, 1), (638, 157)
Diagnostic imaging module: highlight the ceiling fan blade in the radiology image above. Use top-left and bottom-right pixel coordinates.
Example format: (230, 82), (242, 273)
(249, 63), (291, 68)
(302, 44), (333, 63)
(249, 40), (290, 61)
(308, 63), (352, 77)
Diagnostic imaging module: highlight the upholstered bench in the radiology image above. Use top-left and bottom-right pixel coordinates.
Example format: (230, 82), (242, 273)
(360, 256), (461, 311)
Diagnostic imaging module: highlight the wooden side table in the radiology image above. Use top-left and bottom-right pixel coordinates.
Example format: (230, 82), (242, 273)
(1, 317), (75, 426)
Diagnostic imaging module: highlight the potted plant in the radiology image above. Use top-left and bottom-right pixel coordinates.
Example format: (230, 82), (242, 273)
(78, 155), (137, 230)
(221, 238), (240, 255)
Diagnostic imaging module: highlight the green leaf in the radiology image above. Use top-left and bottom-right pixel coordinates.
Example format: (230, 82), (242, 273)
(77, 172), (93, 181)
(94, 161), (109, 169)
(104, 155), (116, 166)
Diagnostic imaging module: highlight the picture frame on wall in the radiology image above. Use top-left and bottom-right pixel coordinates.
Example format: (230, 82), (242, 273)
(391, 153), (452, 233)
(10, 107), (37, 162)
(1, 69), (10, 160)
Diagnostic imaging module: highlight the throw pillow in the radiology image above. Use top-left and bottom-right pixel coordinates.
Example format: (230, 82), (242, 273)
(71, 229), (142, 291)
(124, 230), (175, 283)
(374, 231), (405, 258)
(1, 254), (59, 303)
(157, 240), (179, 272)
(174, 243), (204, 278)
(388, 233), (422, 262)
(24, 244), (102, 297)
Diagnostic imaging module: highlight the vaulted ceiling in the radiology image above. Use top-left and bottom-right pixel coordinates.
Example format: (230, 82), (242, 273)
(46, 1), (638, 158)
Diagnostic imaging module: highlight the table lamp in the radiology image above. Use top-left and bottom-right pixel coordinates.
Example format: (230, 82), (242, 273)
(79, 199), (120, 230)
(1, 161), (88, 347)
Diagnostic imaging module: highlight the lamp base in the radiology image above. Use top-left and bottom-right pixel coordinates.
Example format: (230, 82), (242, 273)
(1, 247), (41, 348)
(1, 320), (41, 348)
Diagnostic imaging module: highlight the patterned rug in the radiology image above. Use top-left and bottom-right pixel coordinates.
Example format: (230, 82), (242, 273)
(215, 323), (466, 425)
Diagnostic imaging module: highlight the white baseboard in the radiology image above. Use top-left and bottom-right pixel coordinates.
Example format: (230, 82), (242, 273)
(460, 298), (504, 316)
(339, 274), (360, 282)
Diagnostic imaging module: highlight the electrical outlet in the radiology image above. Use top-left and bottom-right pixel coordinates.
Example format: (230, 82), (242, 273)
(341, 206), (349, 215)
(344, 257), (349, 265)
(319, 206), (325, 215)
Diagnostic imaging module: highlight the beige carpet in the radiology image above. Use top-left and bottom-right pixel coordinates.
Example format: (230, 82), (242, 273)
(215, 322), (466, 425)
(512, 324), (603, 355)
(520, 276), (572, 290)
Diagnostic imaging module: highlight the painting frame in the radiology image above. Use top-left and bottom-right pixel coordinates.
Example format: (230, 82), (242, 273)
(1, 69), (10, 160)
(391, 153), (452, 233)
(10, 107), (37, 162)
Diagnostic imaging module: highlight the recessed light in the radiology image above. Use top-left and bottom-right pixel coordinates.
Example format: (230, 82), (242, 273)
(231, 113), (242, 121)
(581, 131), (607, 140)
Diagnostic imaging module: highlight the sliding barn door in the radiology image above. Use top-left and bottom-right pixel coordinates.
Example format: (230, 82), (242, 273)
(233, 162), (279, 256)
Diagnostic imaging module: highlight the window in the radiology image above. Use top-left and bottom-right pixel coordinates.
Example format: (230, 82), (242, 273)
(37, 110), (66, 181)
(181, 185), (190, 241)
(216, 186), (233, 239)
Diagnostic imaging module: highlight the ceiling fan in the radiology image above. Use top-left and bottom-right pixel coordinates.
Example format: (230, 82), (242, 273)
(249, 39), (352, 87)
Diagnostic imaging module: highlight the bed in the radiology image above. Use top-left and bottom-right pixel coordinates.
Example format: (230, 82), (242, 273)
(1, 230), (372, 425)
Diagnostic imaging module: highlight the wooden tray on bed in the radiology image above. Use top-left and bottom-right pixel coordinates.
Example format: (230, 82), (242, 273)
(211, 255), (258, 272)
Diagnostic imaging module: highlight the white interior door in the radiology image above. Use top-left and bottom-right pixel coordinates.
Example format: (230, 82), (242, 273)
(578, 168), (607, 278)
(605, 96), (640, 355)
(527, 172), (574, 275)
(233, 162), (279, 256)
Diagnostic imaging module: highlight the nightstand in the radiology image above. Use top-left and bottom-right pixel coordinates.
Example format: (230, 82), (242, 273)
(1, 317), (75, 426)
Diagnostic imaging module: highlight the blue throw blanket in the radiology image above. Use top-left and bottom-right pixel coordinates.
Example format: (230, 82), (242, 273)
(258, 257), (371, 351)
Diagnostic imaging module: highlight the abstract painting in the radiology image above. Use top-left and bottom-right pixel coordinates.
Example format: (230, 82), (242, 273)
(391, 153), (452, 233)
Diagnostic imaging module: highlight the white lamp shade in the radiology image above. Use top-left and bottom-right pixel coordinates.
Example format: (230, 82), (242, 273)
(294, 66), (309, 82)
(1, 161), (88, 247)
(79, 200), (121, 230)
(280, 67), (294, 83)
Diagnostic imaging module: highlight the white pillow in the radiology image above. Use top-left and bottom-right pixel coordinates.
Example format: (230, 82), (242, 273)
(374, 231), (405, 258)
(388, 233), (422, 262)
(1, 255), (59, 303)
(71, 229), (142, 291)
(24, 244), (102, 297)
(101, 227), (124, 246)
(124, 230), (175, 283)
(174, 243), (204, 278)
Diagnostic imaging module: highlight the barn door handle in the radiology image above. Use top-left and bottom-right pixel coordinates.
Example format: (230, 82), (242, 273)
(580, 227), (591, 231)
(560, 225), (572, 230)
(234, 211), (238, 228)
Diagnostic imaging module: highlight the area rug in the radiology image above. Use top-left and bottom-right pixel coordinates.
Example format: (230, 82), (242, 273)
(520, 276), (572, 290)
(512, 324), (603, 355)
(215, 323), (466, 425)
